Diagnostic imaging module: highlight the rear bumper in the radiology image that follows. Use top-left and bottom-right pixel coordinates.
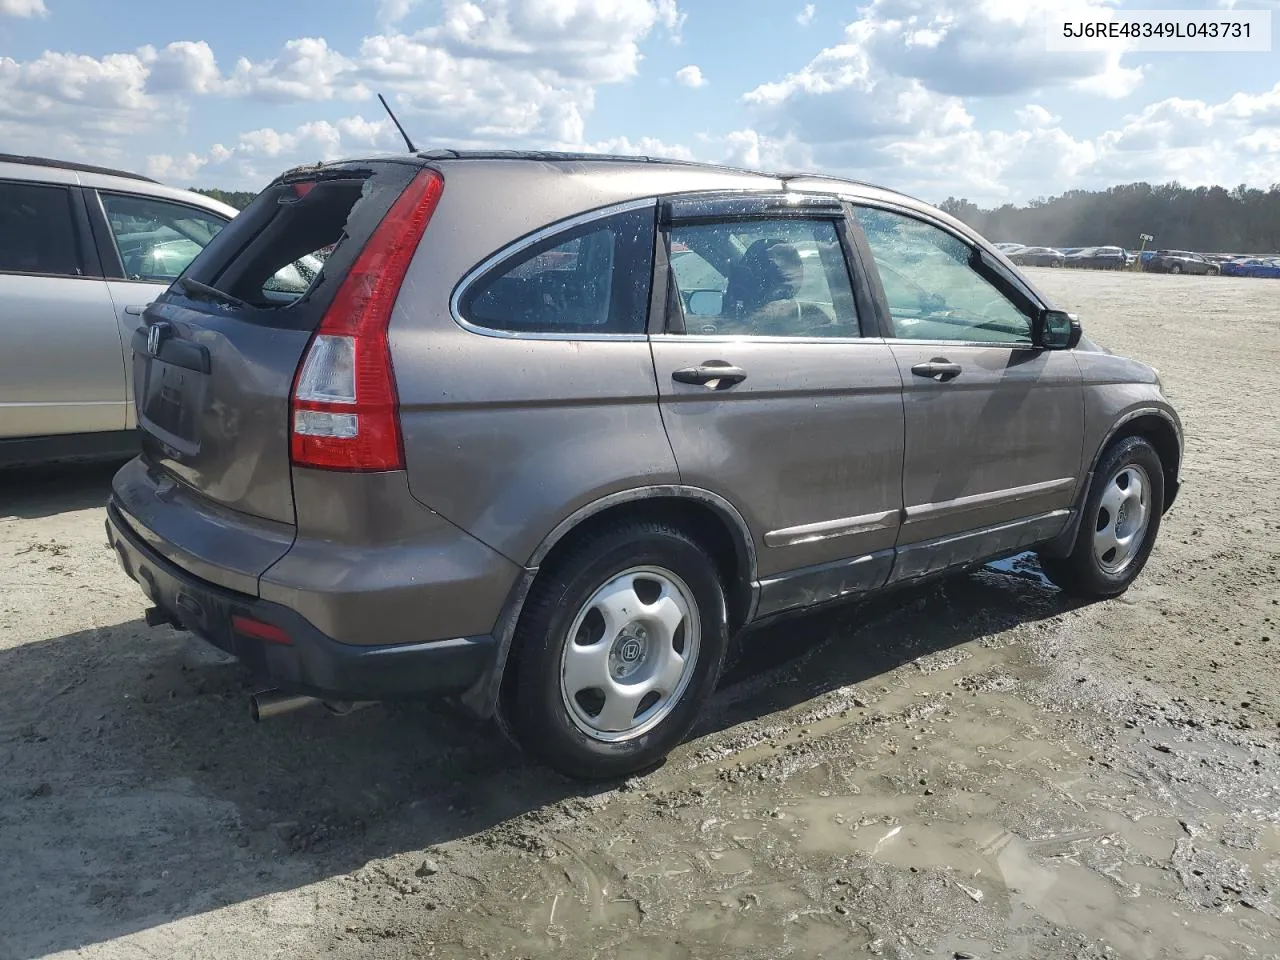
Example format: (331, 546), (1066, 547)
(106, 501), (495, 700)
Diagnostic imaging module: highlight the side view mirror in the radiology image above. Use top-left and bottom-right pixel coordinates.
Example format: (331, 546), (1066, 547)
(687, 290), (724, 317)
(1035, 308), (1082, 349)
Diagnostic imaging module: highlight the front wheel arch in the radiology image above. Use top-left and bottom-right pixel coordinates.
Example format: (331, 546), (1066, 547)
(1109, 414), (1182, 513)
(1038, 411), (1181, 561)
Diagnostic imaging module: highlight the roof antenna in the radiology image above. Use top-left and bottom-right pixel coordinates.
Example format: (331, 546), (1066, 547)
(378, 93), (418, 153)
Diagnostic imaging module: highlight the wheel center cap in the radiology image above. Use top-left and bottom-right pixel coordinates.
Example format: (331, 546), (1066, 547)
(610, 624), (650, 679)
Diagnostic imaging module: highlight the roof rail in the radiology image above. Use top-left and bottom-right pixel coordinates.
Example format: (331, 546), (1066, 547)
(413, 148), (770, 178)
(0, 153), (159, 184)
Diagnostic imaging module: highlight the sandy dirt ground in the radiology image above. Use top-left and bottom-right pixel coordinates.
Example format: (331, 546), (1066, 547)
(2, 268), (1278, 960)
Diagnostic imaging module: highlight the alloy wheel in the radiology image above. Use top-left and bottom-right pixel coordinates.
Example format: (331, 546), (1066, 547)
(1093, 463), (1152, 576)
(559, 566), (701, 743)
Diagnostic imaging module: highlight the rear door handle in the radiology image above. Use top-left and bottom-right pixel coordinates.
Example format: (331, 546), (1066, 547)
(123, 304), (151, 316)
(911, 359), (962, 382)
(672, 362), (747, 389)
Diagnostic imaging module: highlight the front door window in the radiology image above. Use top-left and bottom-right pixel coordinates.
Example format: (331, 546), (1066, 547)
(852, 207), (1033, 344)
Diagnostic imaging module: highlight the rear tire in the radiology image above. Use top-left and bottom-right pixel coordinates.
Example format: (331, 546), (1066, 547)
(510, 520), (729, 780)
(1169, 264), (1182, 275)
(1039, 436), (1165, 599)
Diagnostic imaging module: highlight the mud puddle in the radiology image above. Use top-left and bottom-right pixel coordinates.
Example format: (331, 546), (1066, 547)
(306, 568), (1279, 959)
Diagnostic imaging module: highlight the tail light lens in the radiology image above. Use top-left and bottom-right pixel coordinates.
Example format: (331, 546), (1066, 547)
(290, 169), (444, 471)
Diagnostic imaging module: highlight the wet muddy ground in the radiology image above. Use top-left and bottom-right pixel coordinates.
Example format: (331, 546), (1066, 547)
(2, 269), (1278, 959)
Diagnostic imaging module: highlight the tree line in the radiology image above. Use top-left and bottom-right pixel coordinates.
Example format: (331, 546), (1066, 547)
(937, 182), (1280, 255)
(192, 187), (257, 210)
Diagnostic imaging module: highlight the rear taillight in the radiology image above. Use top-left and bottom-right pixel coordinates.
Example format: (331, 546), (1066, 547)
(290, 169), (444, 471)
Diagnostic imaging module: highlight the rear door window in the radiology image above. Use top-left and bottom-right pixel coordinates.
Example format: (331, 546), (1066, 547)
(458, 206), (655, 335)
(0, 180), (84, 278)
(100, 193), (229, 283)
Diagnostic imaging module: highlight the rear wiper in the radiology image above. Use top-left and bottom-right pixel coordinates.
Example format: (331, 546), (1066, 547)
(177, 276), (250, 311)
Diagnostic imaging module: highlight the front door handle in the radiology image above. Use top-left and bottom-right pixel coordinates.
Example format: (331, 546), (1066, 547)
(911, 359), (962, 382)
(123, 304), (152, 316)
(672, 362), (747, 389)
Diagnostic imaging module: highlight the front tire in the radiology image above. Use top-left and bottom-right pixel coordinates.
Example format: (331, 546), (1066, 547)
(1169, 264), (1182, 275)
(1039, 436), (1165, 599)
(510, 520), (730, 780)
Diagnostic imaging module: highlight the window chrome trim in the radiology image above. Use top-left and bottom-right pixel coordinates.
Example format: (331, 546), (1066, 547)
(650, 333), (888, 346)
(882, 338), (1040, 350)
(450, 197), (658, 342)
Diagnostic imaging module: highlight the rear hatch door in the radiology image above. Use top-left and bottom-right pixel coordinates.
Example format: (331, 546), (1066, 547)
(130, 160), (424, 526)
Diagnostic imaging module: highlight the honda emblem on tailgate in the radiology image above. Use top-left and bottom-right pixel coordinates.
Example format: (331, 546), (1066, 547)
(147, 321), (171, 356)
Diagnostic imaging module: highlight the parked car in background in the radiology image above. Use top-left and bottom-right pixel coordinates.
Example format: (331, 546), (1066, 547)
(1221, 257), (1280, 279)
(1145, 250), (1219, 275)
(1060, 247), (1084, 256)
(104, 149), (1183, 779)
(993, 242), (1026, 254)
(1008, 246), (1065, 268)
(1066, 246), (1128, 270)
(0, 154), (239, 467)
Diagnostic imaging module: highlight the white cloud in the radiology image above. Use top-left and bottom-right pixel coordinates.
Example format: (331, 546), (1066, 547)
(573, 134), (695, 160)
(377, 0), (422, 27)
(145, 152), (209, 183)
(786, 79), (1280, 205)
(1071, 53), (1144, 100)
(744, 0), (1141, 163)
(732, 0), (1168, 201)
(0, 48), (171, 171)
(721, 128), (813, 171)
(655, 0), (686, 39)
(0, 0), (686, 177)
(420, 0), (678, 84)
(0, 0), (47, 16)
(675, 64), (705, 87)
(226, 37), (368, 102)
(358, 33), (591, 142)
(796, 4), (815, 26)
(1016, 104), (1059, 128)
(141, 41), (223, 95)
(146, 114), (406, 190)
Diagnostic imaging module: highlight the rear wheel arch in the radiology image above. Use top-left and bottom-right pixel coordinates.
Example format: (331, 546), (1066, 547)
(476, 488), (758, 724)
(528, 490), (756, 636)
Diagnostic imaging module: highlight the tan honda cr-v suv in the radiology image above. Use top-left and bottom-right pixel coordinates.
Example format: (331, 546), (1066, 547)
(106, 151), (1183, 779)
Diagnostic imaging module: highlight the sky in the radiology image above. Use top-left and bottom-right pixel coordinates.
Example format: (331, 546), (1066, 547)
(1, 0), (1279, 206)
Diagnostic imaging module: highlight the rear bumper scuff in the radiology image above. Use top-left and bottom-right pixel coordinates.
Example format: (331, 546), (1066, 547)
(106, 501), (495, 701)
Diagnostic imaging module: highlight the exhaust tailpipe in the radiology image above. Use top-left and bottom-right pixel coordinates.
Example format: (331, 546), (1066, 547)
(250, 690), (321, 722)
